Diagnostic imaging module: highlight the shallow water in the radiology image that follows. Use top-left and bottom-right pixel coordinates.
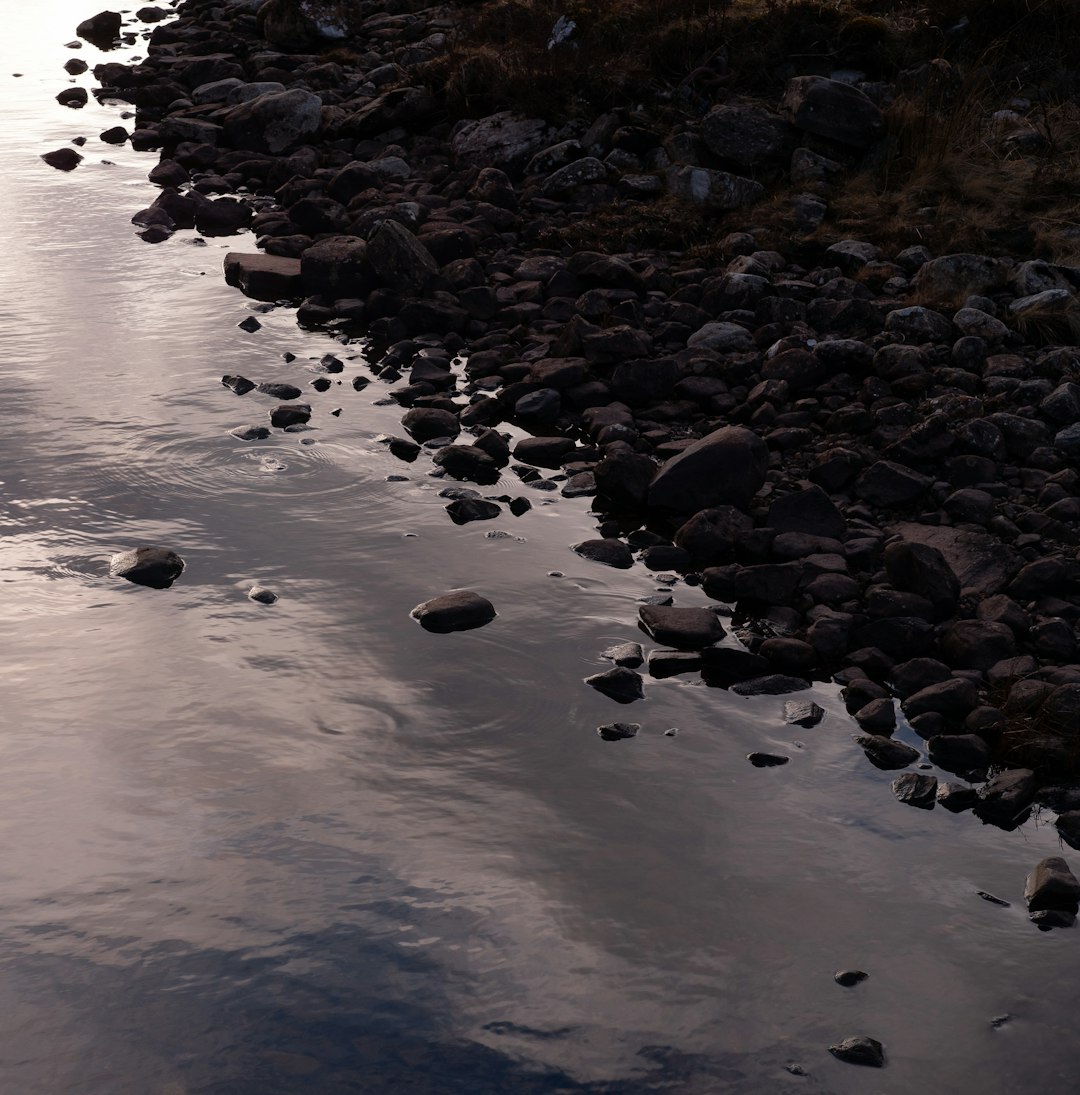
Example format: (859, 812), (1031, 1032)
(2, 5), (1080, 1093)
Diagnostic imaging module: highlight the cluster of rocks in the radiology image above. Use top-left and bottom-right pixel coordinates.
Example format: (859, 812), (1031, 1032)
(65, 2), (1080, 821)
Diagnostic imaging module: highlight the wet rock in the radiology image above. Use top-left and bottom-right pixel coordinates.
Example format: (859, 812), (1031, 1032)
(514, 436), (576, 470)
(648, 650), (703, 678)
(222, 374), (256, 395)
(585, 666), (645, 703)
(573, 538), (633, 569)
(223, 252), (303, 301)
(401, 408), (460, 443)
(854, 698), (896, 734)
(937, 782), (978, 812)
(892, 772), (938, 809)
(973, 769), (1037, 828)
(1025, 856), (1080, 914)
(747, 752), (789, 767)
(1030, 908), (1076, 930)
(977, 890), (1010, 907)
(731, 674), (810, 696)
(603, 642), (644, 668)
(257, 382), (302, 400)
(56, 86), (88, 108)
(782, 76), (884, 148)
(834, 970), (869, 987)
(247, 585), (277, 605)
(63, 58), (88, 75)
(410, 591), (496, 633)
(638, 605), (726, 649)
(42, 147), (82, 171)
(222, 89), (322, 154)
(433, 445), (500, 485)
(446, 498), (501, 525)
(76, 10), (122, 47)
(597, 721), (639, 741)
(699, 647), (770, 686)
(784, 699), (824, 727)
(928, 733), (990, 776)
(829, 1035), (886, 1068)
(269, 403), (311, 429)
(230, 424), (270, 441)
(542, 156), (607, 195)
(854, 734), (919, 770)
(1055, 812), (1080, 850)
(648, 426), (767, 513)
(109, 546), (184, 589)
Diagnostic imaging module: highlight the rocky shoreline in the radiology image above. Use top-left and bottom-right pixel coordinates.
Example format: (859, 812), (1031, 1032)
(59, 1), (1080, 916)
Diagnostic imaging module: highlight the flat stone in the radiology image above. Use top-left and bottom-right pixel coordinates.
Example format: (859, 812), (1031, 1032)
(597, 721), (639, 741)
(784, 699), (825, 726)
(638, 605), (726, 649)
(892, 772), (938, 809)
(730, 674), (810, 696)
(603, 642), (644, 668)
(829, 1035), (886, 1068)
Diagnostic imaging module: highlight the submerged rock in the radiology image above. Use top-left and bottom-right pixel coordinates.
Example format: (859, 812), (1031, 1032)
(730, 674), (810, 696)
(410, 590), (496, 633)
(597, 721), (639, 741)
(109, 546), (184, 589)
(891, 772), (937, 809)
(585, 667), (645, 703)
(829, 1035), (886, 1068)
(42, 147), (82, 171)
(747, 752), (789, 767)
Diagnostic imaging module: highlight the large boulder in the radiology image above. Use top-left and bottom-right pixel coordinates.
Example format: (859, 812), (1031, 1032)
(366, 220), (438, 294)
(222, 89), (322, 154)
(451, 112), (548, 170)
(300, 235), (374, 297)
(648, 426), (767, 513)
(781, 76), (884, 148)
(77, 10), (122, 46)
(701, 101), (794, 167)
(223, 253), (303, 301)
(912, 254), (1012, 304)
(665, 166), (763, 210)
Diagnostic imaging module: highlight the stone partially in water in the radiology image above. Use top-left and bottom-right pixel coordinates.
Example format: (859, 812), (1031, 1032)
(585, 667), (645, 704)
(854, 734), (919, 771)
(747, 752), (789, 767)
(109, 546), (185, 589)
(834, 970), (868, 987)
(730, 674), (810, 696)
(269, 403), (311, 428)
(603, 642), (644, 668)
(410, 591), (496, 633)
(597, 722), (639, 741)
(829, 1035), (885, 1068)
(891, 772), (937, 809)
(784, 699), (824, 727)
(573, 538), (633, 569)
(247, 586), (278, 604)
(638, 604), (726, 649)
(42, 147), (82, 171)
(230, 424), (270, 441)
(1025, 856), (1080, 914)
(445, 498), (501, 525)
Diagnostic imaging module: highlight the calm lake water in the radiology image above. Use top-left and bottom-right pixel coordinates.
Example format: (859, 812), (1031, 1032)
(2, 4), (1079, 1092)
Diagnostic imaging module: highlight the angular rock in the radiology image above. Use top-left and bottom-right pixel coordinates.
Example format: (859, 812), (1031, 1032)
(829, 1035), (886, 1068)
(784, 699), (825, 727)
(855, 461), (932, 508)
(665, 165), (763, 209)
(451, 112), (548, 168)
(604, 642), (644, 668)
(648, 426), (767, 513)
(973, 769), (1037, 828)
(854, 734), (919, 770)
(1025, 857), (1080, 913)
(573, 538), (633, 569)
(585, 666), (645, 703)
(928, 733), (990, 776)
(597, 721), (639, 741)
(222, 89), (322, 154)
(366, 220), (438, 294)
(731, 674), (810, 696)
(892, 772), (938, 809)
(883, 540), (960, 615)
(42, 148), (82, 171)
(223, 252), (302, 301)
(782, 76), (884, 147)
(937, 782), (978, 812)
(401, 407), (460, 443)
(702, 101), (793, 167)
(247, 585), (277, 605)
(939, 620), (1016, 671)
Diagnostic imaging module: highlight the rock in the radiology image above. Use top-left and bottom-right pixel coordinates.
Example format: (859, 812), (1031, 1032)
(247, 585), (277, 604)
(883, 540), (960, 615)
(1025, 856), (1080, 913)
(748, 752), (789, 767)
(973, 769), (1037, 828)
(834, 970), (868, 987)
(648, 426), (767, 513)
(731, 674), (810, 696)
(224, 253), (302, 301)
(767, 485), (846, 540)
(401, 408), (460, 443)
(585, 667), (645, 703)
(884, 305), (953, 343)
(638, 605), (726, 649)
(64, 58), (88, 75)
(109, 546), (184, 589)
(542, 156), (607, 195)
(782, 76), (884, 148)
(56, 86), (88, 108)
(854, 734), (919, 770)
(937, 782), (978, 812)
(1056, 812), (1080, 850)
(676, 508), (755, 568)
(572, 538), (633, 569)
(230, 424), (270, 441)
(912, 254), (1011, 303)
(699, 647), (770, 686)
(928, 733), (990, 776)
(433, 445), (500, 485)
(829, 1035), (886, 1068)
(892, 772), (938, 809)
(597, 721), (639, 741)
(42, 148), (82, 171)
(222, 89), (322, 155)
(257, 383), (302, 400)
(257, 0), (357, 47)
(702, 101), (793, 167)
(648, 650), (703, 678)
(854, 698), (896, 734)
(902, 678), (979, 720)
(603, 642), (644, 668)
(451, 112), (548, 169)
(269, 403), (310, 429)
(890, 522), (1021, 598)
(665, 165), (763, 209)
(446, 498), (501, 525)
(855, 461), (933, 508)
(366, 220), (438, 294)
(76, 10), (122, 46)
(686, 321), (754, 352)
(784, 699), (825, 726)
(410, 591), (496, 633)
(939, 620), (1016, 671)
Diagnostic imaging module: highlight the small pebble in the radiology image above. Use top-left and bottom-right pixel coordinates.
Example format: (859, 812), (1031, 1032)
(664, 727), (679, 737)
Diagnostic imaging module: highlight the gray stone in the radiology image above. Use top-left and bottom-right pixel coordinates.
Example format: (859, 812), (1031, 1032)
(781, 76), (884, 147)
(451, 112), (548, 168)
(603, 642), (644, 668)
(686, 321), (754, 352)
(665, 165), (763, 209)
(784, 699), (825, 727)
(829, 1035), (886, 1067)
(573, 538), (633, 569)
(1025, 856), (1080, 913)
(892, 772), (938, 809)
(222, 88), (322, 154)
(109, 546), (184, 589)
(701, 101), (793, 167)
(928, 733), (990, 776)
(731, 674), (810, 696)
(223, 252), (303, 301)
(585, 667), (645, 704)
(973, 768), (1037, 828)
(638, 605), (726, 649)
(366, 220), (438, 294)
(597, 721), (639, 741)
(854, 734), (919, 770)
(247, 585), (278, 604)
